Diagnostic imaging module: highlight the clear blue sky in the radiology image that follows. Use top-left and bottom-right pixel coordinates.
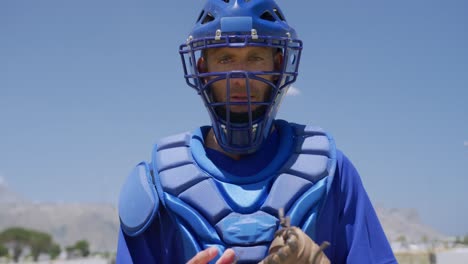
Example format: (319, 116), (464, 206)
(1, 0), (467, 236)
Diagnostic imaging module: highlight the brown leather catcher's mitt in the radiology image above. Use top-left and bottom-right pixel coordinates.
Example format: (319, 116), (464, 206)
(258, 209), (331, 264)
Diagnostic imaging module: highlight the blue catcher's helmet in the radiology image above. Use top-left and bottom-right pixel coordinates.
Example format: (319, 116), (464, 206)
(180, 0), (302, 154)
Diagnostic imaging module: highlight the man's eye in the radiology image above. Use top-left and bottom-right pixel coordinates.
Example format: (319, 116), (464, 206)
(250, 56), (264, 62)
(218, 57), (232, 64)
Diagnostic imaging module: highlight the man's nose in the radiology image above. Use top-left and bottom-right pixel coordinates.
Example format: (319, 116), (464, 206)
(227, 72), (249, 90)
(228, 71), (247, 82)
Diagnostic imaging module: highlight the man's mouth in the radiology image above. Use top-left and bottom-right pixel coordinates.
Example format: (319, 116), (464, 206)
(229, 95), (254, 102)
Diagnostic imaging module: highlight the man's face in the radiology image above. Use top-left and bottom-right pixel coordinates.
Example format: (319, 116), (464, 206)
(200, 46), (281, 115)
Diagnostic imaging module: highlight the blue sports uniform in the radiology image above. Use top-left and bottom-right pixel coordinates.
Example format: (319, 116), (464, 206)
(116, 120), (396, 263)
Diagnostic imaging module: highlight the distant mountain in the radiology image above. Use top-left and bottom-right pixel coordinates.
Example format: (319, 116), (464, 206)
(0, 177), (26, 204)
(0, 202), (119, 252)
(376, 207), (445, 243)
(0, 181), (446, 252)
(0, 180), (118, 252)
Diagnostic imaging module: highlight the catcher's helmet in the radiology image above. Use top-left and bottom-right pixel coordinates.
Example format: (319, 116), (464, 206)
(180, 0), (302, 154)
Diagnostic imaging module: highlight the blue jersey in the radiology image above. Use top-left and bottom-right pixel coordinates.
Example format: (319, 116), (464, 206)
(116, 123), (396, 264)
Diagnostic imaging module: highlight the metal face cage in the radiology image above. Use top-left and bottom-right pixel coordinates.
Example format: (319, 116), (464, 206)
(180, 34), (302, 154)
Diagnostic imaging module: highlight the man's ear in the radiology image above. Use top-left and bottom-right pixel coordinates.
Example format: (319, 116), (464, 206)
(197, 57), (208, 85)
(197, 57), (207, 73)
(274, 52), (284, 71)
(272, 51), (284, 84)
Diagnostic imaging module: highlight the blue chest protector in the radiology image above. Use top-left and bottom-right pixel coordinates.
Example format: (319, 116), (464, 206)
(119, 120), (336, 263)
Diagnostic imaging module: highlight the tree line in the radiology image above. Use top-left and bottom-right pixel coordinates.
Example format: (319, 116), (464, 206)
(0, 227), (89, 262)
(455, 235), (468, 245)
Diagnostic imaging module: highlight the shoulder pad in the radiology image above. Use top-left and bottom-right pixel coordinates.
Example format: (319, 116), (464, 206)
(289, 122), (337, 192)
(118, 162), (159, 237)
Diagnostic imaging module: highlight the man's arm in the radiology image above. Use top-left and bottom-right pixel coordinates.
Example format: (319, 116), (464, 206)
(317, 150), (397, 263)
(116, 229), (134, 264)
(338, 151), (396, 263)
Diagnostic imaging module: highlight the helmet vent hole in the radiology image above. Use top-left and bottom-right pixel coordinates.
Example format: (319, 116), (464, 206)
(273, 8), (285, 21)
(197, 11), (205, 22)
(260, 11), (276, 22)
(202, 13), (215, 24)
(221, 0), (229, 3)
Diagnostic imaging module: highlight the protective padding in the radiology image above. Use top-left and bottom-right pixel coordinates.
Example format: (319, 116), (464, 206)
(216, 180), (269, 213)
(216, 211), (278, 245)
(159, 163), (209, 196)
(286, 154), (329, 182)
(164, 194), (223, 244)
(288, 177), (327, 228)
(296, 135), (331, 156)
(260, 173), (313, 216)
(178, 179), (232, 224)
(119, 162), (159, 236)
(156, 146), (192, 172)
(146, 120), (336, 262)
(232, 246), (269, 262)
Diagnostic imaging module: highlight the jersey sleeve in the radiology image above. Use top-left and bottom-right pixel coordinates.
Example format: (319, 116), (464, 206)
(116, 228), (133, 264)
(116, 222), (160, 263)
(316, 150), (397, 264)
